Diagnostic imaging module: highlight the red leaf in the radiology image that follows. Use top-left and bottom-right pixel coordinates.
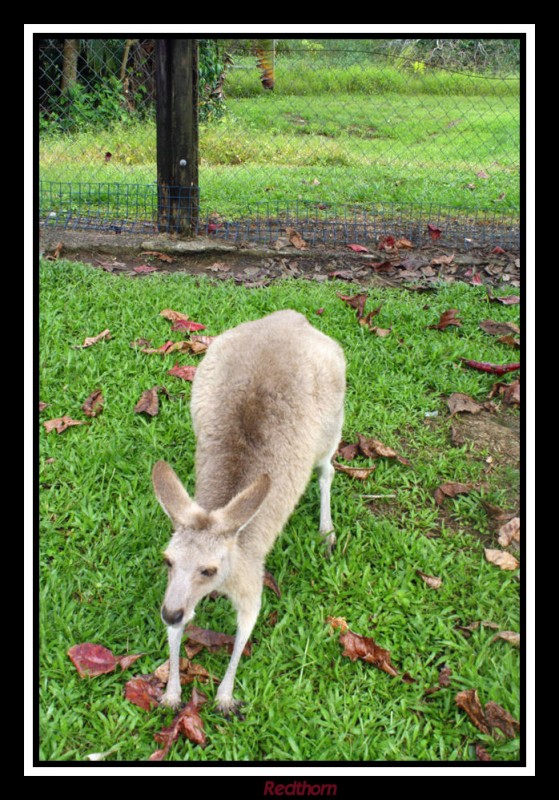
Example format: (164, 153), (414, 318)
(427, 223), (442, 240)
(471, 273), (482, 285)
(315, 308), (325, 315)
(184, 624), (252, 657)
(68, 643), (116, 677)
(491, 246), (506, 254)
(207, 222), (223, 233)
(427, 309), (462, 330)
(168, 364), (197, 381)
(379, 235), (395, 251)
(460, 359), (520, 376)
(82, 389), (104, 418)
(150, 689), (208, 759)
(124, 675), (164, 711)
(133, 264), (158, 274)
(347, 244), (369, 253)
(171, 319), (206, 332)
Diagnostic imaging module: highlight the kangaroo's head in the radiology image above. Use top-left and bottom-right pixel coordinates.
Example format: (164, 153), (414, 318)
(152, 461), (270, 628)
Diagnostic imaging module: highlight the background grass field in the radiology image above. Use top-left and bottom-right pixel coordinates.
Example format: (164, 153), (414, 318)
(39, 59), (520, 223)
(39, 259), (521, 762)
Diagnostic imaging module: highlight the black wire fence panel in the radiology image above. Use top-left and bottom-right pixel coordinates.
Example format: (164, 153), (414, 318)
(39, 38), (521, 248)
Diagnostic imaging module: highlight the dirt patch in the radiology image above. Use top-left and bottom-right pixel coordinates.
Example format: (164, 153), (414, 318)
(451, 411), (520, 469)
(40, 229), (520, 289)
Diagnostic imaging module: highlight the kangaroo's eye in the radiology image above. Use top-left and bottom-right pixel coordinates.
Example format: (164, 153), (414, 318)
(200, 567), (217, 578)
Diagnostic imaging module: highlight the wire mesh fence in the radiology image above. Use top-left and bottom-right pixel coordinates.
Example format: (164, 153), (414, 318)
(39, 38), (521, 248)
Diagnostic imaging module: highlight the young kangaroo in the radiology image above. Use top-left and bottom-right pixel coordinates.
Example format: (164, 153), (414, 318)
(152, 310), (346, 716)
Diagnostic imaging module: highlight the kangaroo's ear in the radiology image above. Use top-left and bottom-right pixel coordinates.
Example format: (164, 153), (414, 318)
(214, 474), (271, 535)
(152, 461), (194, 529)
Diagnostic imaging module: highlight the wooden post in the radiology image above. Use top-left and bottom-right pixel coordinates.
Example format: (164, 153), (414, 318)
(155, 39), (199, 235)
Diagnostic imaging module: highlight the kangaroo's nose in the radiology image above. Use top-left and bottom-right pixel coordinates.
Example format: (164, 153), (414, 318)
(162, 605), (184, 626)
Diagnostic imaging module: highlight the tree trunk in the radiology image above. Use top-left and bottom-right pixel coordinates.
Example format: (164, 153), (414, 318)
(61, 39), (79, 94)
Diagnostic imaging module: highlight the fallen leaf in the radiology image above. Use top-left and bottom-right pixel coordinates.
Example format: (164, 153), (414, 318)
(168, 364), (197, 381)
(455, 620), (499, 637)
(39, 401), (49, 412)
(447, 392), (484, 417)
(347, 244), (369, 253)
(130, 338), (152, 349)
(134, 386), (168, 417)
(315, 308), (325, 315)
(394, 237), (414, 249)
(44, 416), (87, 434)
(487, 290), (520, 306)
(171, 319), (206, 333)
(479, 319), (520, 337)
(461, 358), (521, 377)
(455, 689), (490, 734)
(82, 390), (104, 418)
(496, 334), (520, 349)
(357, 434), (410, 466)
(326, 616), (349, 633)
(75, 329), (111, 349)
(488, 379), (520, 405)
(140, 340), (175, 355)
(497, 517), (520, 546)
(434, 481), (472, 506)
(44, 241), (64, 260)
(372, 261), (395, 273)
(285, 226), (308, 250)
(337, 291), (368, 319)
(438, 666), (452, 687)
(484, 548), (519, 570)
(339, 630), (399, 677)
(491, 630), (520, 648)
(328, 270), (355, 281)
(431, 254), (455, 266)
(191, 335), (215, 349)
(333, 462), (376, 480)
(471, 273), (483, 285)
(476, 169), (490, 179)
(154, 658), (213, 686)
(337, 441), (360, 461)
(476, 744), (492, 761)
(124, 675), (165, 711)
(184, 624), (252, 657)
(208, 262), (230, 272)
(369, 326), (392, 337)
(133, 264), (158, 274)
(427, 223), (442, 240)
(263, 570), (281, 599)
(141, 250), (174, 263)
(150, 689), (208, 759)
(484, 702), (520, 738)
(160, 309), (190, 323)
(491, 246), (506, 255)
(416, 570), (442, 589)
(427, 309), (462, 330)
(68, 643), (143, 678)
(358, 306), (384, 330)
(378, 235), (396, 251)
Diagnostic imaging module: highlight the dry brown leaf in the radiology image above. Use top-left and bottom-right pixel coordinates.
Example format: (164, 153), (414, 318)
(484, 548), (519, 570)
(39, 401), (49, 412)
(369, 326), (392, 337)
(438, 666), (452, 687)
(263, 569), (281, 599)
(141, 250), (174, 263)
(285, 226), (308, 249)
(326, 616), (349, 633)
(497, 516), (520, 547)
(339, 630), (399, 677)
(154, 658), (214, 686)
(357, 434), (411, 466)
(337, 441), (360, 461)
(476, 744), (492, 761)
(447, 392), (484, 417)
(124, 675), (165, 711)
(394, 237), (414, 249)
(491, 630), (520, 648)
(82, 390), (104, 418)
(455, 620), (499, 637)
(336, 291), (368, 319)
(44, 416), (87, 434)
(150, 688), (208, 759)
(434, 481), (472, 506)
(479, 319), (520, 337)
(455, 689), (490, 734)
(168, 364), (197, 381)
(75, 329), (111, 349)
(134, 386), (168, 417)
(160, 308), (190, 323)
(416, 570), (442, 589)
(333, 462), (376, 480)
(427, 309), (462, 331)
(431, 254), (455, 266)
(184, 624), (252, 657)
(496, 334), (520, 349)
(484, 702), (520, 738)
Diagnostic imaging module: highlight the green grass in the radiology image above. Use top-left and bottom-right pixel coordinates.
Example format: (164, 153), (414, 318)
(39, 61), (520, 222)
(39, 259), (521, 762)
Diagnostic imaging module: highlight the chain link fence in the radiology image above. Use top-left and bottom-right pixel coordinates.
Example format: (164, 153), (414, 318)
(39, 38), (520, 248)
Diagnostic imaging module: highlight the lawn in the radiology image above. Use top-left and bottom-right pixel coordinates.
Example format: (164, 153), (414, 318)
(39, 59), (520, 225)
(38, 259), (521, 762)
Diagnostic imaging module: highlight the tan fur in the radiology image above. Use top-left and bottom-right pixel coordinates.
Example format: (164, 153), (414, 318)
(153, 310), (345, 715)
